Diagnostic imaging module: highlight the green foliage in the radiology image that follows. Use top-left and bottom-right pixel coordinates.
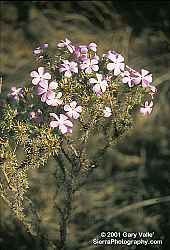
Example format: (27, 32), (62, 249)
(0, 104), (60, 231)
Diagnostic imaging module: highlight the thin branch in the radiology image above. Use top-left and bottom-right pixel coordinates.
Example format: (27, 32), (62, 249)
(53, 153), (66, 181)
(106, 196), (170, 221)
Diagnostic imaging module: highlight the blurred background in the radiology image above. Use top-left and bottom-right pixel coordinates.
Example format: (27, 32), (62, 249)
(0, 1), (170, 249)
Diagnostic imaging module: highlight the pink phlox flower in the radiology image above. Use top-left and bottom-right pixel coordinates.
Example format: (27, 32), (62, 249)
(78, 45), (88, 56)
(74, 45), (88, 61)
(106, 51), (125, 76)
(37, 80), (58, 104)
(64, 101), (82, 119)
(73, 43), (97, 60)
(8, 86), (23, 101)
(50, 113), (73, 134)
(80, 58), (99, 74)
(93, 54), (100, 61)
(89, 73), (108, 95)
(122, 67), (152, 88)
(149, 85), (157, 98)
(149, 85), (156, 93)
(122, 66), (142, 87)
(103, 107), (112, 117)
(57, 38), (75, 53)
(59, 60), (78, 78)
(47, 92), (63, 106)
(140, 101), (153, 115)
(88, 42), (97, 52)
(140, 69), (152, 87)
(30, 67), (51, 85)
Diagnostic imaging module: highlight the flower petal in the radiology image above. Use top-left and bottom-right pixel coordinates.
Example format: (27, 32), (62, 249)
(57, 42), (65, 48)
(93, 83), (101, 93)
(114, 66), (121, 76)
(41, 93), (47, 102)
(51, 98), (63, 106)
(101, 83), (107, 92)
(38, 67), (44, 77)
(132, 76), (141, 85)
(72, 111), (80, 119)
(64, 120), (73, 127)
(88, 42), (97, 52)
(67, 111), (73, 118)
(56, 92), (62, 98)
(107, 63), (115, 71)
(46, 99), (53, 105)
(122, 77), (128, 84)
(60, 114), (68, 121)
(37, 86), (46, 95)
(64, 71), (72, 78)
(67, 45), (75, 53)
(91, 64), (99, 72)
(59, 125), (68, 134)
(80, 64), (87, 70)
(75, 106), (82, 113)
(96, 73), (102, 82)
(46, 90), (55, 100)
(149, 101), (153, 107)
(89, 78), (97, 84)
(50, 121), (59, 128)
(142, 74), (152, 84)
(39, 80), (48, 89)
(70, 101), (77, 108)
(30, 71), (39, 78)
(67, 128), (73, 133)
(43, 72), (51, 80)
(117, 54), (124, 62)
(49, 81), (58, 89)
(59, 67), (66, 73)
(50, 113), (59, 120)
(64, 104), (71, 112)
(32, 77), (40, 85)
(107, 52), (117, 62)
(141, 69), (149, 77)
(85, 67), (92, 74)
(91, 59), (98, 65)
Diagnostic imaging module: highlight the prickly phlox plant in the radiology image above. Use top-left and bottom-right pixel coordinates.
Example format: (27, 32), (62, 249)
(0, 38), (156, 248)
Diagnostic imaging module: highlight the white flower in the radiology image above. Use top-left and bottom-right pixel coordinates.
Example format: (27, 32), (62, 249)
(89, 73), (108, 95)
(59, 60), (78, 78)
(140, 101), (153, 115)
(30, 67), (51, 85)
(64, 101), (82, 119)
(80, 58), (99, 74)
(103, 107), (112, 117)
(47, 92), (63, 106)
(57, 38), (75, 53)
(50, 113), (73, 134)
(106, 51), (125, 76)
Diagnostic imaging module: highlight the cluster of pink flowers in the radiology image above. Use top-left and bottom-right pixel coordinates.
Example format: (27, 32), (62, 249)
(56, 39), (100, 77)
(30, 67), (63, 106)
(8, 38), (157, 135)
(121, 66), (156, 115)
(28, 62), (84, 133)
